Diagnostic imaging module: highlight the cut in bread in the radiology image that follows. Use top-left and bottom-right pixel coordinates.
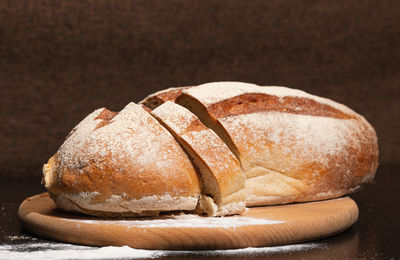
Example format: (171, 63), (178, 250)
(42, 102), (201, 216)
(176, 82), (379, 206)
(152, 101), (246, 216)
(139, 86), (192, 110)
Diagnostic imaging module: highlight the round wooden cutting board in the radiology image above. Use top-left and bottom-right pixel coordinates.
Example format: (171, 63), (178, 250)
(18, 193), (358, 250)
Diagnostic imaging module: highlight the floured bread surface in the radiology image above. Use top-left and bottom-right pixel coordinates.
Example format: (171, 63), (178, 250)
(225, 111), (378, 205)
(178, 82), (379, 206)
(152, 101), (246, 216)
(42, 103), (201, 216)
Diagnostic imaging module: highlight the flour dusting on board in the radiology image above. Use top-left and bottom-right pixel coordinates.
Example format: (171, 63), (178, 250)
(0, 242), (325, 259)
(64, 214), (284, 228)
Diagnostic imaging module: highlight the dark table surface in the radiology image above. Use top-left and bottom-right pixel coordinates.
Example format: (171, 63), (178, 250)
(1, 164), (399, 259)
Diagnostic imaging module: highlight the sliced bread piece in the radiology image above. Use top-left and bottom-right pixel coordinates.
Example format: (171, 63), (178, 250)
(152, 101), (246, 216)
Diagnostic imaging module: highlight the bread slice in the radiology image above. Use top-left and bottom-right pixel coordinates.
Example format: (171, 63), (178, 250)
(42, 102), (201, 216)
(176, 82), (379, 206)
(152, 101), (246, 216)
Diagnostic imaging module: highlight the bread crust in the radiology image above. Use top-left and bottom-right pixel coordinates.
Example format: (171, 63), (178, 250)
(43, 103), (201, 216)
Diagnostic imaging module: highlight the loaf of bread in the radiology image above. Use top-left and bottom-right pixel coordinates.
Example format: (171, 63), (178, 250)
(43, 81), (379, 217)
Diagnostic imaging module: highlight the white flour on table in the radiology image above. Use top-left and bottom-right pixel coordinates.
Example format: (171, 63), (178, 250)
(63, 214), (284, 228)
(0, 241), (325, 260)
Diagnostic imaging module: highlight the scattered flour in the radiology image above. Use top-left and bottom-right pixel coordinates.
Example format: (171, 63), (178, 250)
(0, 242), (325, 260)
(61, 214), (284, 228)
(63, 214), (283, 228)
(7, 235), (37, 241)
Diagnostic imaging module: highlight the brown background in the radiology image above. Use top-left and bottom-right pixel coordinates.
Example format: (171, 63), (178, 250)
(1, 0), (399, 178)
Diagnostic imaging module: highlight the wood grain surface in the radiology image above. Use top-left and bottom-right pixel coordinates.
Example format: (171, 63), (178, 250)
(18, 193), (358, 250)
